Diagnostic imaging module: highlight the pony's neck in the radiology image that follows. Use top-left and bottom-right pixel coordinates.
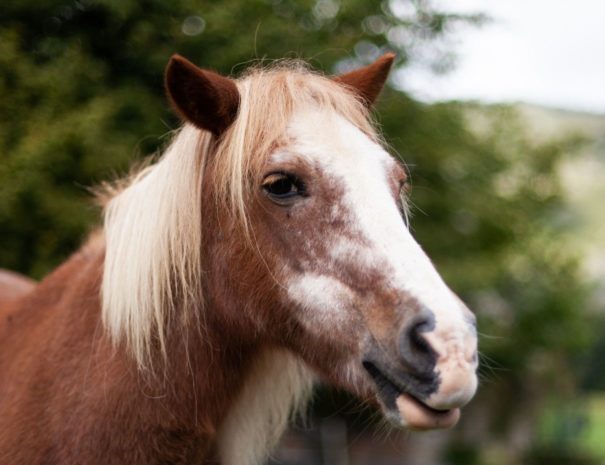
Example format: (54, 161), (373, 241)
(97, 233), (314, 465)
(74, 235), (272, 461)
(136, 293), (315, 465)
(98, 189), (316, 465)
(215, 347), (314, 465)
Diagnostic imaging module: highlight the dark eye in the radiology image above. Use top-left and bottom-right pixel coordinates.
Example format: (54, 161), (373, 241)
(262, 172), (306, 205)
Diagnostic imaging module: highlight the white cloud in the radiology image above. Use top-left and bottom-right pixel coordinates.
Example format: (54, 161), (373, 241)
(396, 0), (605, 113)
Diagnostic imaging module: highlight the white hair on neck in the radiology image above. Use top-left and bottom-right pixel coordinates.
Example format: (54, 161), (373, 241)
(216, 348), (315, 465)
(101, 62), (377, 368)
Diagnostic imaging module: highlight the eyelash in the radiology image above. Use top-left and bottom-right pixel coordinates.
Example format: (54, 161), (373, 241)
(399, 182), (411, 227)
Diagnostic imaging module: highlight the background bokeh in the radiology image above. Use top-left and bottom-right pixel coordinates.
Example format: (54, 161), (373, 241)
(1, 1), (604, 464)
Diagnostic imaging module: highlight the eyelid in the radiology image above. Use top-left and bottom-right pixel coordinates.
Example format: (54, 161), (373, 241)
(262, 172), (290, 188)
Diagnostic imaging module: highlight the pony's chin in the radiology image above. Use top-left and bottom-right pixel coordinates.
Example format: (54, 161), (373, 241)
(361, 360), (461, 431)
(383, 393), (460, 431)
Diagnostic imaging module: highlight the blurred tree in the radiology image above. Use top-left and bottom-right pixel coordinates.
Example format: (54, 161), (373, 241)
(0, 1), (595, 464)
(0, 0), (484, 275)
(378, 97), (593, 463)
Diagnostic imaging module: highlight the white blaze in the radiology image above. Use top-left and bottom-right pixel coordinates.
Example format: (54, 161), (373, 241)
(280, 108), (477, 407)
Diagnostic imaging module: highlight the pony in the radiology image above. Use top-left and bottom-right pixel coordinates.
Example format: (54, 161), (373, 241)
(0, 53), (478, 465)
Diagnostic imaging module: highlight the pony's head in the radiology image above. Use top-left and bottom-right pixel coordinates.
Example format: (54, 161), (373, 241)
(102, 54), (477, 431)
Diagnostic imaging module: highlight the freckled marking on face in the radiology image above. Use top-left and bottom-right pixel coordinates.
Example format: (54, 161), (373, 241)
(329, 239), (380, 272)
(280, 109), (465, 318)
(271, 107), (477, 409)
(287, 273), (356, 331)
(424, 313), (479, 368)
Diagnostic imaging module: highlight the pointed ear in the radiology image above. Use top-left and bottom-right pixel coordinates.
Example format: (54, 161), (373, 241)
(165, 54), (240, 136)
(334, 53), (395, 106)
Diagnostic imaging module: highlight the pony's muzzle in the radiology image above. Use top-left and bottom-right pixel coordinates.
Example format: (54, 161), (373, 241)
(391, 305), (478, 409)
(363, 304), (477, 426)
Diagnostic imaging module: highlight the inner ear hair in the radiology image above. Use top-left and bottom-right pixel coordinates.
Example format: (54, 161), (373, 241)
(165, 54), (240, 136)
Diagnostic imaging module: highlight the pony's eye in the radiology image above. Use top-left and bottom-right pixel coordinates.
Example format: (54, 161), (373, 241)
(262, 172), (306, 204)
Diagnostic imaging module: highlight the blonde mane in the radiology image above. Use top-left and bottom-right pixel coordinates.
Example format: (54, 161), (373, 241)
(101, 62), (377, 368)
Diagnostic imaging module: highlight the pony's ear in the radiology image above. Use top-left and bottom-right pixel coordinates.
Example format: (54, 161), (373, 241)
(334, 53), (395, 106)
(165, 54), (240, 136)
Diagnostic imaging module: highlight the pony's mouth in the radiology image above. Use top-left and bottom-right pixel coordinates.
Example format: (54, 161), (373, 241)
(362, 361), (460, 430)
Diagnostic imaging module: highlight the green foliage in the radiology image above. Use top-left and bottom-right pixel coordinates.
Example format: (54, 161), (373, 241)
(381, 95), (591, 356)
(379, 95), (593, 451)
(0, 0), (483, 276)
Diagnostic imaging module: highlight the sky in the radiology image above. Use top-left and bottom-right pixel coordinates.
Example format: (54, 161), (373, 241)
(398, 0), (605, 114)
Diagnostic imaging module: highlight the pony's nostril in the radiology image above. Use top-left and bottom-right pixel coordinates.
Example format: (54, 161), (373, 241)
(399, 314), (437, 378)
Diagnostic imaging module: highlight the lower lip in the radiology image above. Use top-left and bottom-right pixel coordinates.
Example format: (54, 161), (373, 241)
(395, 394), (460, 430)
